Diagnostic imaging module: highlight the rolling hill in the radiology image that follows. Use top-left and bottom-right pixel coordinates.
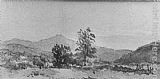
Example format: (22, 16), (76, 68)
(2, 44), (43, 56)
(4, 38), (32, 47)
(4, 34), (76, 52)
(115, 41), (160, 64)
(96, 47), (132, 61)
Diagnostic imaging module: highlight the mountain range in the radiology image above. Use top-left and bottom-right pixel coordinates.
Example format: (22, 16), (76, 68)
(2, 34), (159, 64)
(1, 34), (159, 64)
(0, 34), (132, 62)
(3, 34), (76, 52)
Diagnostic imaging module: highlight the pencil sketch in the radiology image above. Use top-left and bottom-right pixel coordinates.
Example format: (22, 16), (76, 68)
(0, 0), (159, 79)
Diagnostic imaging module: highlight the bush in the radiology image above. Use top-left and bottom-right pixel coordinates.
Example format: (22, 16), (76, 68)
(17, 62), (33, 69)
(3, 62), (19, 70)
(3, 61), (34, 70)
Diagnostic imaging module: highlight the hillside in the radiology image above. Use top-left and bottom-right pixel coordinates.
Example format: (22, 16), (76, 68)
(96, 47), (132, 62)
(115, 41), (160, 64)
(2, 44), (44, 56)
(4, 34), (76, 52)
(4, 38), (32, 47)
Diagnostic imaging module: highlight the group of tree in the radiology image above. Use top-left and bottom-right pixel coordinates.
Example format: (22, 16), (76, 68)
(52, 27), (97, 68)
(1, 27), (97, 70)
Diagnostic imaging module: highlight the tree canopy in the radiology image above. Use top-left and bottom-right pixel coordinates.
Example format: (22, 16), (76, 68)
(75, 27), (96, 66)
(52, 44), (72, 68)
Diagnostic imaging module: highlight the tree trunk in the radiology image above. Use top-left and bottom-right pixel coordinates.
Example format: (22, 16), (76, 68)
(84, 56), (86, 66)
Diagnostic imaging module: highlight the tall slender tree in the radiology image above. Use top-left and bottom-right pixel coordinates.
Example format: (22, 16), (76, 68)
(76, 27), (96, 66)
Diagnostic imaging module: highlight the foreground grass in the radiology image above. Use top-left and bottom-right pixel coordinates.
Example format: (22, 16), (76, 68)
(0, 67), (159, 79)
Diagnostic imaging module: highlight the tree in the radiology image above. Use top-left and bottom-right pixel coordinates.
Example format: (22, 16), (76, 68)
(33, 54), (48, 69)
(52, 44), (71, 68)
(76, 27), (96, 66)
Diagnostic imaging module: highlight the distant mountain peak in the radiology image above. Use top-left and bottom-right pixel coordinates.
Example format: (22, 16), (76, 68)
(53, 34), (66, 39)
(10, 38), (19, 40)
(30, 34), (76, 51)
(39, 34), (67, 42)
(55, 34), (64, 37)
(53, 34), (68, 39)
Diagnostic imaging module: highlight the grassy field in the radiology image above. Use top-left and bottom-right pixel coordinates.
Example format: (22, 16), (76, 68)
(0, 67), (159, 79)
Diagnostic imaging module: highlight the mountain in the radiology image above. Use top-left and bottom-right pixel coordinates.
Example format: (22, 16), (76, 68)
(4, 38), (32, 47)
(3, 34), (76, 52)
(95, 47), (132, 62)
(30, 34), (76, 52)
(2, 34), (133, 62)
(115, 41), (160, 64)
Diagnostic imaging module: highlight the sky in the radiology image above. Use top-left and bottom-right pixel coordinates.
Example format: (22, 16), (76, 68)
(0, 1), (160, 50)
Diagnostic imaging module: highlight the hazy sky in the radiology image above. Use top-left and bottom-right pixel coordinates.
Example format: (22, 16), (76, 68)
(0, 1), (160, 50)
